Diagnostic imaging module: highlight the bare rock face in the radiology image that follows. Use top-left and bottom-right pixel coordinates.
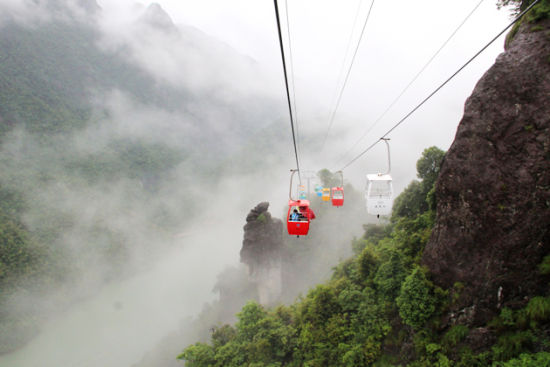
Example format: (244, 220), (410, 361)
(240, 202), (284, 304)
(240, 202), (283, 270)
(422, 20), (550, 326)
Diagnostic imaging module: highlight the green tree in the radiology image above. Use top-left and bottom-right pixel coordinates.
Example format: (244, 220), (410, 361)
(211, 325), (237, 348)
(0, 218), (45, 287)
(493, 352), (550, 366)
(177, 343), (215, 367)
(362, 223), (391, 246)
(497, 0), (541, 13)
(317, 169), (342, 188)
(416, 146), (445, 189)
(374, 249), (407, 302)
(393, 146), (445, 219)
(392, 180), (426, 219)
(236, 301), (268, 342)
(357, 246), (379, 283)
(396, 267), (437, 330)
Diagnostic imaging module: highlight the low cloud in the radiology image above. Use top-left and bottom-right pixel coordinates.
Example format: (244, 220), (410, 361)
(95, 2), (273, 99)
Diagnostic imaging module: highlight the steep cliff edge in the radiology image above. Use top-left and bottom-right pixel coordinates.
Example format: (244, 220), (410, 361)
(423, 18), (550, 326)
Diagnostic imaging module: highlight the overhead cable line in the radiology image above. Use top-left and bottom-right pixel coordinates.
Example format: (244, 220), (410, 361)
(337, 0), (485, 164)
(284, 0), (302, 158)
(273, 0), (301, 182)
(320, 0), (376, 151)
(339, 0), (541, 171)
(325, 0), (364, 133)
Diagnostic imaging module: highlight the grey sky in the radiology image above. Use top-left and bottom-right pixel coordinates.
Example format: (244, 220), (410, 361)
(96, 0), (511, 190)
(99, 0), (510, 193)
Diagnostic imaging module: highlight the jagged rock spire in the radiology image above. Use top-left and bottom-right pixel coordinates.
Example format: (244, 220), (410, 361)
(240, 202), (283, 304)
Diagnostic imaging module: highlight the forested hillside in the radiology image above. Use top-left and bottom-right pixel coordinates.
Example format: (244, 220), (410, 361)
(178, 147), (448, 366)
(180, 147), (550, 367)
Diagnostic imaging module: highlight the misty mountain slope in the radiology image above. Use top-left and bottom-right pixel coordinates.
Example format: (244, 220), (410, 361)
(0, 0), (284, 355)
(95, 1), (281, 157)
(0, 1), (278, 150)
(0, 17), (220, 139)
(0, 21), (92, 135)
(0, 0), (280, 273)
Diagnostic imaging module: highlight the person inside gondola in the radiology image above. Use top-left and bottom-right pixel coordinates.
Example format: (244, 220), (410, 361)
(299, 206), (316, 220)
(290, 209), (300, 221)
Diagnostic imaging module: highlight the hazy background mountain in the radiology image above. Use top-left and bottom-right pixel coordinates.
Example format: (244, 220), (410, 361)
(0, 0), (292, 354)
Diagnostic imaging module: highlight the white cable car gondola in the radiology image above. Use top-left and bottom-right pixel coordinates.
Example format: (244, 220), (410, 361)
(365, 138), (394, 218)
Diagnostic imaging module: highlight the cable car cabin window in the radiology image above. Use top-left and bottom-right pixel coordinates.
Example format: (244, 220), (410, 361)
(332, 191), (344, 199)
(367, 180), (392, 197)
(289, 206), (308, 222)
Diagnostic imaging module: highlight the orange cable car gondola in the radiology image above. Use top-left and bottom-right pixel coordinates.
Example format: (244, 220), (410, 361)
(321, 188), (331, 202)
(331, 170), (344, 207)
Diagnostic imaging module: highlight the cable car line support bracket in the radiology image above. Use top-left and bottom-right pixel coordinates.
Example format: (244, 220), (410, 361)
(381, 138), (391, 175)
(336, 170), (344, 187)
(289, 169), (299, 201)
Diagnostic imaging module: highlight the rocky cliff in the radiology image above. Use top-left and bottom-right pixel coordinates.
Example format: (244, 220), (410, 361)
(423, 17), (550, 326)
(240, 202), (284, 304)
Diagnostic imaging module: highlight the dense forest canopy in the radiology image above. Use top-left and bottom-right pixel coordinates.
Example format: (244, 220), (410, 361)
(179, 144), (550, 366)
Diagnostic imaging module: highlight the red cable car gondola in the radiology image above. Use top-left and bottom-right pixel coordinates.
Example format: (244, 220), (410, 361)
(287, 199), (310, 236)
(331, 171), (344, 207)
(287, 169), (315, 237)
(331, 187), (344, 207)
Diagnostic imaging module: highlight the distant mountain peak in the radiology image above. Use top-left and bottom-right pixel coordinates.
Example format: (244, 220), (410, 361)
(140, 3), (177, 33)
